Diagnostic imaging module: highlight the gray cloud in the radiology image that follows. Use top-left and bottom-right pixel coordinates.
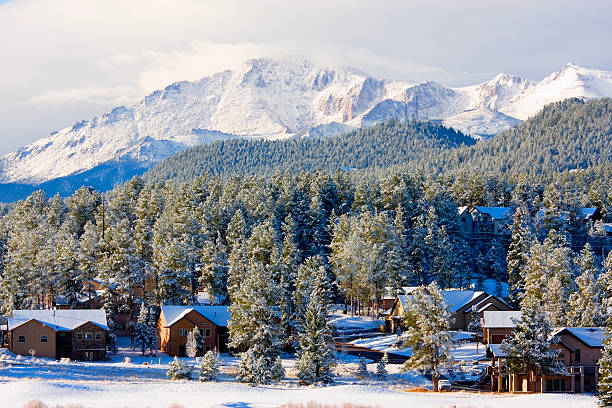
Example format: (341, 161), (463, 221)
(0, 0), (611, 155)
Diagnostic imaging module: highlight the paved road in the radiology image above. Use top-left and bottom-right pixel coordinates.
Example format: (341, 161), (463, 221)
(334, 342), (410, 364)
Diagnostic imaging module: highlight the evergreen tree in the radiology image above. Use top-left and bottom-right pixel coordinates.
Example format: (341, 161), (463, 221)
(229, 223), (283, 385)
(376, 352), (388, 380)
(598, 321), (612, 407)
(167, 357), (194, 380)
(78, 221), (101, 303)
(507, 206), (531, 307)
(501, 296), (564, 391)
(401, 282), (455, 392)
(568, 244), (604, 327)
(600, 252), (612, 310)
(134, 303), (151, 355)
(296, 266), (335, 385)
(199, 350), (220, 381)
(186, 328), (199, 358)
(356, 356), (369, 379)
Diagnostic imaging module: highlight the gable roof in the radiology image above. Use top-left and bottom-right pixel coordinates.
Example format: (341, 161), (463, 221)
(442, 290), (486, 312)
(472, 207), (512, 220)
(9, 309), (108, 331)
(553, 327), (604, 348)
(483, 311), (522, 328)
(161, 305), (230, 327)
(396, 290), (492, 313)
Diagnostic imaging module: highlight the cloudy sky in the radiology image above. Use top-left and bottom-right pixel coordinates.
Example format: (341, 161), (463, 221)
(0, 0), (611, 155)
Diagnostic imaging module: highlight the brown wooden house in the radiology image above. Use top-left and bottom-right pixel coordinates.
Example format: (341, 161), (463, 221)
(384, 289), (513, 333)
(158, 305), (230, 356)
(483, 311), (603, 393)
(7, 309), (108, 361)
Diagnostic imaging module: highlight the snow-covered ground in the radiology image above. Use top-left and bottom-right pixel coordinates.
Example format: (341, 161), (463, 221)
(349, 331), (484, 360)
(0, 337), (599, 408)
(0, 380), (598, 408)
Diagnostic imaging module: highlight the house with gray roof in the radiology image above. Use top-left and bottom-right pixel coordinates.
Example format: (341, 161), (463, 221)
(7, 309), (108, 361)
(158, 305), (230, 356)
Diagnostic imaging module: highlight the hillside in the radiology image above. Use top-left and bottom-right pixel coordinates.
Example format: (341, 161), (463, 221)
(143, 98), (612, 184)
(413, 98), (612, 177)
(143, 120), (475, 182)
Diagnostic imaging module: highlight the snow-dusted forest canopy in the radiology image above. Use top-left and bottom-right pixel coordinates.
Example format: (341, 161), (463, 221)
(144, 98), (612, 183)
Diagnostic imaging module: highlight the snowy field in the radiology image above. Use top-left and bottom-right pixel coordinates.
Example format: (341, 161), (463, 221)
(0, 337), (599, 408)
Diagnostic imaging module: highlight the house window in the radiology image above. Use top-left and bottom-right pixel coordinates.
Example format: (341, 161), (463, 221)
(199, 328), (211, 338)
(77, 333), (83, 340)
(18, 335), (26, 343)
(178, 328), (188, 336)
(40, 335), (48, 343)
(95, 332), (101, 340)
(86, 332), (93, 341)
(575, 349), (581, 363)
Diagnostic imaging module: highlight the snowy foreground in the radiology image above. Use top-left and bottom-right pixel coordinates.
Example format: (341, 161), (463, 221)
(0, 336), (598, 408)
(0, 380), (598, 408)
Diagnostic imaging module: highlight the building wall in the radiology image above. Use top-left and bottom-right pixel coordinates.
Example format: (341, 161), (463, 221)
(9, 320), (57, 358)
(557, 333), (602, 367)
(159, 310), (220, 357)
(457, 297), (513, 331)
(72, 322), (107, 361)
(484, 327), (513, 345)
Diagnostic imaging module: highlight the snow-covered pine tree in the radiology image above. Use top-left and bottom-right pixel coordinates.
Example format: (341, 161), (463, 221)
(376, 352), (388, 380)
(507, 206), (531, 307)
(468, 311), (483, 345)
(541, 230), (575, 327)
(296, 266), (335, 385)
(401, 282), (455, 392)
(568, 243), (604, 327)
(199, 350), (220, 381)
(599, 319), (612, 406)
(54, 217), (82, 307)
(271, 355), (285, 381)
(134, 303), (151, 355)
(186, 328), (199, 358)
(356, 356), (369, 379)
(599, 252), (612, 310)
(78, 221), (101, 303)
(501, 296), (564, 391)
(230, 221), (283, 385)
(167, 356), (193, 380)
(293, 255), (323, 336)
(199, 234), (229, 304)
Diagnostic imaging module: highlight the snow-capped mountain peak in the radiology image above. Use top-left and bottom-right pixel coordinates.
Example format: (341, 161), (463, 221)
(1, 58), (612, 186)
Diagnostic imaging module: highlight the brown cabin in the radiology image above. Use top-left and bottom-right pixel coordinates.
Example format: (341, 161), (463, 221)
(385, 289), (513, 333)
(7, 309), (108, 361)
(158, 306), (230, 356)
(484, 310), (603, 393)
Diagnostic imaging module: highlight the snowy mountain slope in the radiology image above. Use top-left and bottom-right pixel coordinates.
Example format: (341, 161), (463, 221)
(1, 58), (612, 187)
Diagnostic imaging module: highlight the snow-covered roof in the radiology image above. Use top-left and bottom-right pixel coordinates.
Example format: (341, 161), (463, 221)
(472, 207), (512, 220)
(553, 327), (604, 348)
(8, 309), (108, 331)
(400, 286), (419, 295)
(442, 290), (485, 312)
(581, 208), (597, 220)
(161, 305), (230, 327)
(396, 290), (488, 313)
(604, 223), (612, 234)
(482, 311), (522, 328)
(487, 344), (508, 358)
(457, 206), (469, 215)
